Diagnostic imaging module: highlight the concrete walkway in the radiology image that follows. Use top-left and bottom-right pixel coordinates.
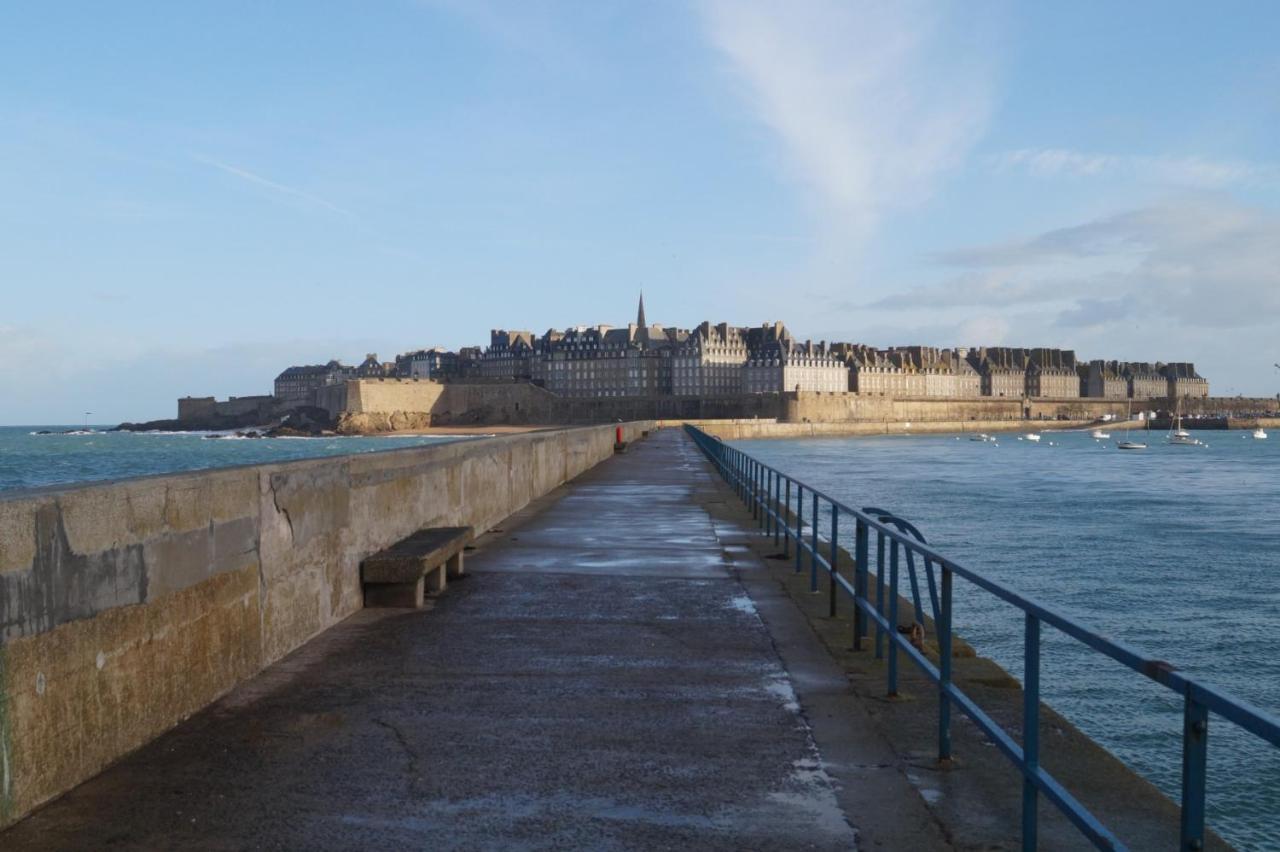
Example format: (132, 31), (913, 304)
(3, 429), (947, 851)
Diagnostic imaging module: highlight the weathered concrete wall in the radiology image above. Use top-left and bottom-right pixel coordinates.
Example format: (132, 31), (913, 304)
(0, 422), (652, 828)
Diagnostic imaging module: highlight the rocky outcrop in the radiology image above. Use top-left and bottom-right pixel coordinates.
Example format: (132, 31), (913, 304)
(335, 411), (433, 435)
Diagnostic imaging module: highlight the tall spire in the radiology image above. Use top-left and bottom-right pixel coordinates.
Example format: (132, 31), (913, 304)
(636, 291), (646, 328)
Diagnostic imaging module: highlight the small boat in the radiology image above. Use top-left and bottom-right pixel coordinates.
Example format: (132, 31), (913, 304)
(1025, 433), (1041, 442)
(1253, 427), (1268, 440)
(970, 433), (994, 442)
(1117, 399), (1147, 450)
(1091, 429), (1110, 439)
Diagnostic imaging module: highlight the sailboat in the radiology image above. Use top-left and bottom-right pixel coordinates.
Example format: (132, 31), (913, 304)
(1167, 397), (1201, 446)
(1117, 400), (1147, 450)
(1253, 426), (1268, 440)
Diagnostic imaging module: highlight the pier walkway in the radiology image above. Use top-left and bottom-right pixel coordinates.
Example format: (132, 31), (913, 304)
(3, 428), (947, 850)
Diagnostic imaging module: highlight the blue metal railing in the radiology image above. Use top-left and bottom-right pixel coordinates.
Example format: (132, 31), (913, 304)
(684, 424), (1280, 851)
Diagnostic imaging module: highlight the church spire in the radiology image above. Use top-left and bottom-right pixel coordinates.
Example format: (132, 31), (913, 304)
(636, 291), (647, 328)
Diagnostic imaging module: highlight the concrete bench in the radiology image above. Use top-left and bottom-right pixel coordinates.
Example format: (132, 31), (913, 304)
(361, 526), (473, 608)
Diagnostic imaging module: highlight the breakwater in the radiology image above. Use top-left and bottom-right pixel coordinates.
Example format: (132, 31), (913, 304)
(0, 422), (652, 828)
(730, 427), (1280, 849)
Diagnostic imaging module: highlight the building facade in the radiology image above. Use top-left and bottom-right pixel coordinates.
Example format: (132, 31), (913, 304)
(1163, 363), (1210, 399)
(1121, 362), (1167, 399)
(1084, 361), (1128, 398)
(745, 336), (848, 393)
(273, 360), (355, 404)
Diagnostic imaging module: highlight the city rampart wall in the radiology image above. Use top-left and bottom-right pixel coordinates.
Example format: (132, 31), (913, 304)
(0, 422), (652, 828)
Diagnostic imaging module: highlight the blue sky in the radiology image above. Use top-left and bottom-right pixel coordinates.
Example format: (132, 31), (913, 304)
(3, 1), (1279, 423)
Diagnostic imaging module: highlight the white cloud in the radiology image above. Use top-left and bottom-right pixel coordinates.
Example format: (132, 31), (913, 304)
(701, 0), (998, 242)
(996, 148), (1278, 189)
(883, 197), (1280, 331)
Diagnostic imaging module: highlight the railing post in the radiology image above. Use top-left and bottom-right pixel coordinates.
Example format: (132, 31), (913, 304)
(875, 531), (886, 660)
(828, 504), (839, 617)
(794, 485), (804, 574)
(783, 479), (791, 557)
(809, 492), (820, 593)
(1023, 613), (1041, 851)
(887, 541), (899, 696)
(765, 469), (772, 534)
(939, 566), (953, 763)
(751, 460), (759, 520)
(854, 517), (868, 650)
(1180, 691), (1209, 851)
(773, 472), (781, 545)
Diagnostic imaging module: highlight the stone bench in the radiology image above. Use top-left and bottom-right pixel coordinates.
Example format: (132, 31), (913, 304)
(361, 526), (473, 608)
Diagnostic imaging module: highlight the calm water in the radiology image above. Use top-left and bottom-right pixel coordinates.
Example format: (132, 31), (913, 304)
(0, 426), (472, 492)
(736, 428), (1280, 850)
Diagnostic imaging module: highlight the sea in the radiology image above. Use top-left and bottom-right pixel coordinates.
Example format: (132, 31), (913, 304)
(735, 426), (1280, 850)
(0, 425), (471, 493)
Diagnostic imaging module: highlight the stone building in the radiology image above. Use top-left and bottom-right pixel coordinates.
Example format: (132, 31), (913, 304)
(477, 331), (537, 380)
(1120, 362), (1167, 399)
(1163, 363), (1209, 399)
(891, 346), (981, 398)
(535, 321), (683, 398)
(400, 347), (463, 379)
(674, 321), (752, 396)
(273, 360), (355, 404)
(966, 348), (1027, 398)
(1083, 360), (1128, 399)
(1026, 348), (1080, 398)
(840, 345), (926, 396)
(355, 353), (390, 378)
(745, 332), (848, 393)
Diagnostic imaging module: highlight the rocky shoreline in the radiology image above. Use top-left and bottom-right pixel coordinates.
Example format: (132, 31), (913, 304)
(113, 406), (339, 438)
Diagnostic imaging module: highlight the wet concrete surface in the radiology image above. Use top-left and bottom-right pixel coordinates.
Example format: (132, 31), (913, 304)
(4, 429), (953, 850)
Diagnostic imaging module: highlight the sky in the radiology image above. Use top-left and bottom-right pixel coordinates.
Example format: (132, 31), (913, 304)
(2, 1), (1279, 423)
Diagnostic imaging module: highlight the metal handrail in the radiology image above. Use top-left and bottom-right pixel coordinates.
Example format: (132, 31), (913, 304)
(683, 423), (1280, 851)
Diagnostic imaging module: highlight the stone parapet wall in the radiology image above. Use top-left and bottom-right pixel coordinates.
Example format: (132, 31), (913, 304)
(0, 422), (652, 828)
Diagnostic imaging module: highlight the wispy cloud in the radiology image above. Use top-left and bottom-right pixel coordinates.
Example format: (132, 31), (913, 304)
(700, 0), (999, 243)
(881, 197), (1280, 330)
(995, 148), (1279, 188)
(193, 156), (355, 217)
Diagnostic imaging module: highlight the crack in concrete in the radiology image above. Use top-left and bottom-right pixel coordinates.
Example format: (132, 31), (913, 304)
(268, 477), (294, 545)
(372, 717), (421, 795)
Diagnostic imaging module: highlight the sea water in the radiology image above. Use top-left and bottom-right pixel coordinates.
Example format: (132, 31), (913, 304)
(0, 426), (472, 492)
(735, 427), (1280, 849)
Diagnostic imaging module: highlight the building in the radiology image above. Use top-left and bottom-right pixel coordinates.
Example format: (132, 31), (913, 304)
(840, 345), (924, 396)
(400, 347), (464, 379)
(355, 353), (391, 379)
(1163, 363), (1210, 399)
(273, 360), (355, 404)
(890, 346), (981, 398)
(1083, 360), (1128, 399)
(1026, 348), (1080, 398)
(535, 322), (683, 398)
(477, 331), (537, 380)
(966, 348), (1027, 398)
(674, 321), (752, 396)
(745, 332), (848, 393)
(1120, 362), (1167, 400)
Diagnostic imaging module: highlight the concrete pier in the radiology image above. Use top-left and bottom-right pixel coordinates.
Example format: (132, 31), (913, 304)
(1, 428), (1216, 849)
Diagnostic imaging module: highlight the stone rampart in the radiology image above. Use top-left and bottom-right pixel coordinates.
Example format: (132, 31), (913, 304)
(0, 422), (652, 828)
(687, 419), (1097, 440)
(338, 379), (785, 427)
